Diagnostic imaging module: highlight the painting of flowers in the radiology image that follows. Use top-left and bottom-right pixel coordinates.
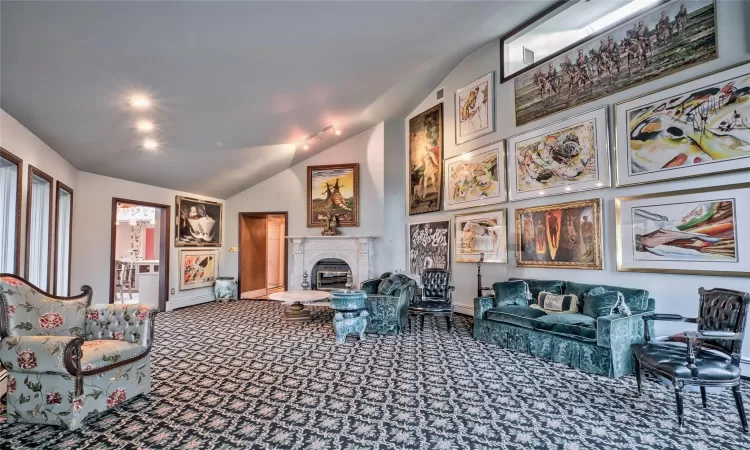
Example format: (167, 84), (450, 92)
(179, 249), (218, 291)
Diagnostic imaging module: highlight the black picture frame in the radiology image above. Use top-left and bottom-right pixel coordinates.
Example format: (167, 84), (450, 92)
(175, 196), (223, 247)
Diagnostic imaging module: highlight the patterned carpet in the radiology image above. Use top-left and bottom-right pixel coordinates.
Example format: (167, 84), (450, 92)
(1, 300), (749, 449)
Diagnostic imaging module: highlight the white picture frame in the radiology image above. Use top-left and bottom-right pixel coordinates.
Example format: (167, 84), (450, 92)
(455, 72), (495, 145)
(454, 209), (507, 264)
(443, 140), (507, 211)
(179, 249), (219, 291)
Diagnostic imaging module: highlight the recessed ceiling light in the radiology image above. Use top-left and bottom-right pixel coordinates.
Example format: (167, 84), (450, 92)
(335, 129), (341, 135)
(143, 138), (159, 150)
(129, 94), (151, 109)
(136, 120), (154, 132)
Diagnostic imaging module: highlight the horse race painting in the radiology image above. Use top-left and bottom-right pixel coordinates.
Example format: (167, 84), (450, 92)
(307, 164), (359, 227)
(409, 104), (444, 215)
(514, 0), (717, 126)
(455, 72), (494, 145)
(615, 62), (750, 186)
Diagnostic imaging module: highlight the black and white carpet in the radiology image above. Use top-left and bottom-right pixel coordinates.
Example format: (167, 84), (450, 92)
(1, 300), (749, 449)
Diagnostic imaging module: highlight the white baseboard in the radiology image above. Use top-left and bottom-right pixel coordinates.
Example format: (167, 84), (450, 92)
(454, 303), (474, 316)
(167, 294), (215, 312)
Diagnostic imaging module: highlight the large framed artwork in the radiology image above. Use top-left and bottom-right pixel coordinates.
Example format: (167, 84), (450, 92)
(444, 141), (506, 211)
(515, 198), (603, 270)
(175, 196), (223, 247)
(616, 183), (750, 277)
(614, 62), (750, 187)
(409, 104), (444, 215)
(514, 0), (718, 126)
(179, 249), (219, 290)
(307, 163), (359, 227)
(407, 220), (451, 275)
(454, 209), (507, 264)
(507, 107), (610, 201)
(455, 72), (495, 145)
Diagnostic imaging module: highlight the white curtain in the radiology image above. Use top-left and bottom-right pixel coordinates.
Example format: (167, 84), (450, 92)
(56, 189), (72, 295)
(28, 176), (50, 289)
(0, 161), (18, 273)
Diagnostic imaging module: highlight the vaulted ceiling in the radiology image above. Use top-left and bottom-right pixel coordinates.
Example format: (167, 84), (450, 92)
(1, 1), (551, 198)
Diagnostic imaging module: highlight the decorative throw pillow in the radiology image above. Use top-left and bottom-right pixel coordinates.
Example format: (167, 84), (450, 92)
(533, 291), (579, 314)
(378, 277), (403, 296)
(492, 280), (531, 307)
(583, 287), (632, 319)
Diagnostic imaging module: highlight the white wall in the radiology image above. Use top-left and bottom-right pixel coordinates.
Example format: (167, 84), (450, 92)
(400, 2), (750, 366)
(223, 123), (385, 279)
(73, 172), (225, 310)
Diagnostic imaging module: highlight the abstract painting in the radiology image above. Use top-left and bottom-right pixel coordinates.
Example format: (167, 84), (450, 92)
(409, 104), (443, 215)
(407, 220), (451, 275)
(508, 107), (610, 201)
(454, 209), (506, 263)
(179, 249), (218, 291)
(175, 196), (223, 247)
(514, 0), (717, 126)
(615, 62), (750, 186)
(516, 198), (602, 270)
(307, 163), (359, 227)
(444, 142), (506, 211)
(455, 72), (494, 145)
(616, 183), (750, 276)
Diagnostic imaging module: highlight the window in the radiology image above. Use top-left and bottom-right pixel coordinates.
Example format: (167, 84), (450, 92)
(0, 148), (22, 274)
(55, 182), (73, 295)
(26, 166), (53, 290)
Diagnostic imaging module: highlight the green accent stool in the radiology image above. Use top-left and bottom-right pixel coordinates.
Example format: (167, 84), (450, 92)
(329, 290), (368, 344)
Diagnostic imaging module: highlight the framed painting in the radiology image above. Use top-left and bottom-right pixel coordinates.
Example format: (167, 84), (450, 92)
(455, 72), (495, 145)
(407, 220), (451, 275)
(614, 61), (750, 187)
(508, 107), (610, 201)
(616, 183), (750, 277)
(175, 196), (223, 247)
(444, 141), (506, 211)
(409, 103), (444, 215)
(307, 163), (359, 227)
(515, 198), (603, 270)
(454, 209), (507, 263)
(514, 0), (717, 126)
(179, 249), (219, 290)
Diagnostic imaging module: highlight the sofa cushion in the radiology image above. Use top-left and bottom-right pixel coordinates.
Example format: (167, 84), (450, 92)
(565, 281), (649, 311)
(378, 276), (403, 295)
(80, 340), (148, 372)
(582, 290), (623, 319)
(535, 292), (579, 314)
(492, 280), (530, 307)
(485, 305), (547, 329)
(534, 313), (597, 341)
(509, 278), (564, 304)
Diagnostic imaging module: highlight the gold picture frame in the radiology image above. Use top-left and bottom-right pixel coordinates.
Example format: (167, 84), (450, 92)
(307, 163), (360, 227)
(454, 209), (507, 263)
(515, 198), (603, 270)
(408, 103), (444, 215)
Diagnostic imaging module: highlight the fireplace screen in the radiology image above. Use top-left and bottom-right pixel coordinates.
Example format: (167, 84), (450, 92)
(313, 258), (350, 291)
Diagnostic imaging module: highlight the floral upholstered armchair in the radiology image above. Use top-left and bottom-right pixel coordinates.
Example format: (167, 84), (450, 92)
(0, 274), (157, 430)
(360, 273), (416, 335)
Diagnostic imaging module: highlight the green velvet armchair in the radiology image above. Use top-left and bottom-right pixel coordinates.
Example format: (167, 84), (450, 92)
(360, 273), (416, 335)
(0, 274), (157, 429)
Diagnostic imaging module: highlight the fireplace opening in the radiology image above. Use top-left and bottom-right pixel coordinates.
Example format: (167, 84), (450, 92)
(312, 258), (350, 291)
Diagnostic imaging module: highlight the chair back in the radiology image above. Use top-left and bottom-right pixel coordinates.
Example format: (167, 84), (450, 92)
(421, 268), (451, 301)
(0, 274), (92, 338)
(115, 261), (135, 287)
(698, 287), (749, 359)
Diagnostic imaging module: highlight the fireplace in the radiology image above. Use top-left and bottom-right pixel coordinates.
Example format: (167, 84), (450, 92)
(313, 258), (350, 291)
(287, 235), (378, 290)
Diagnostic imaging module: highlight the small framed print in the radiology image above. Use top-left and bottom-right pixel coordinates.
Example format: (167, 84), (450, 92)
(444, 141), (506, 211)
(179, 249), (219, 291)
(455, 72), (495, 145)
(454, 209), (507, 263)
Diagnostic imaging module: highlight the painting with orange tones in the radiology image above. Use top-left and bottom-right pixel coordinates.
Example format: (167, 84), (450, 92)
(409, 104), (443, 215)
(179, 249), (218, 290)
(307, 163), (359, 227)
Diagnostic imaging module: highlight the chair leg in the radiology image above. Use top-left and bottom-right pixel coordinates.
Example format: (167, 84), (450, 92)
(420, 315), (425, 331)
(700, 387), (707, 409)
(733, 385), (749, 432)
(408, 316), (412, 333)
(634, 356), (642, 396)
(674, 383), (685, 428)
(446, 316), (452, 332)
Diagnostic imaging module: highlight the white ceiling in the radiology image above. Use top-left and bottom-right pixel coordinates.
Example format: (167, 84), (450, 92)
(1, 0), (552, 198)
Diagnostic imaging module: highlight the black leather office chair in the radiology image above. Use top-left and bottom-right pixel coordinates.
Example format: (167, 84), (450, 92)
(408, 268), (455, 332)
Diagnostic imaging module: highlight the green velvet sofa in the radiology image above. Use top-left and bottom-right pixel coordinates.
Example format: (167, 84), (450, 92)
(473, 278), (655, 378)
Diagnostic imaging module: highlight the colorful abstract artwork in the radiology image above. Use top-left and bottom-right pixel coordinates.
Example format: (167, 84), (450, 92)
(508, 107), (610, 200)
(407, 220), (450, 275)
(516, 199), (603, 269)
(615, 62), (750, 186)
(179, 249), (218, 291)
(616, 183), (750, 276)
(454, 210), (506, 263)
(455, 72), (494, 145)
(307, 164), (359, 227)
(444, 142), (506, 211)
(175, 196), (223, 247)
(409, 104), (443, 215)
(514, 0), (717, 126)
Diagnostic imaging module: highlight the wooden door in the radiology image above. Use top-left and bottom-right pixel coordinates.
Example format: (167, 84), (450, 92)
(240, 215), (267, 296)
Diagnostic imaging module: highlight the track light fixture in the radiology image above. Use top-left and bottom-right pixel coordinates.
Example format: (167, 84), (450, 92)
(297, 125), (341, 150)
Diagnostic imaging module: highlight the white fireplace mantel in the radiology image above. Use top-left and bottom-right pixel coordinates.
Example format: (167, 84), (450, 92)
(286, 235), (379, 289)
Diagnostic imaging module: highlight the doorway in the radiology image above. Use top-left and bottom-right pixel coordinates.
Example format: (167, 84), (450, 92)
(239, 212), (287, 299)
(109, 198), (170, 312)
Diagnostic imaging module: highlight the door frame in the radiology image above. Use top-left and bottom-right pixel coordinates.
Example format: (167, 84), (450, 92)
(110, 198), (171, 312)
(238, 212), (288, 296)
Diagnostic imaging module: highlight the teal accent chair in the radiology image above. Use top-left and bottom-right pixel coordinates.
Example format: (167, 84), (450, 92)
(360, 273), (416, 335)
(0, 274), (157, 429)
(474, 277), (655, 378)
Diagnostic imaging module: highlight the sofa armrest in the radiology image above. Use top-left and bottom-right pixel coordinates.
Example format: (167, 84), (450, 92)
(85, 304), (157, 348)
(0, 335), (82, 375)
(360, 278), (381, 295)
(596, 312), (648, 349)
(474, 296), (494, 320)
